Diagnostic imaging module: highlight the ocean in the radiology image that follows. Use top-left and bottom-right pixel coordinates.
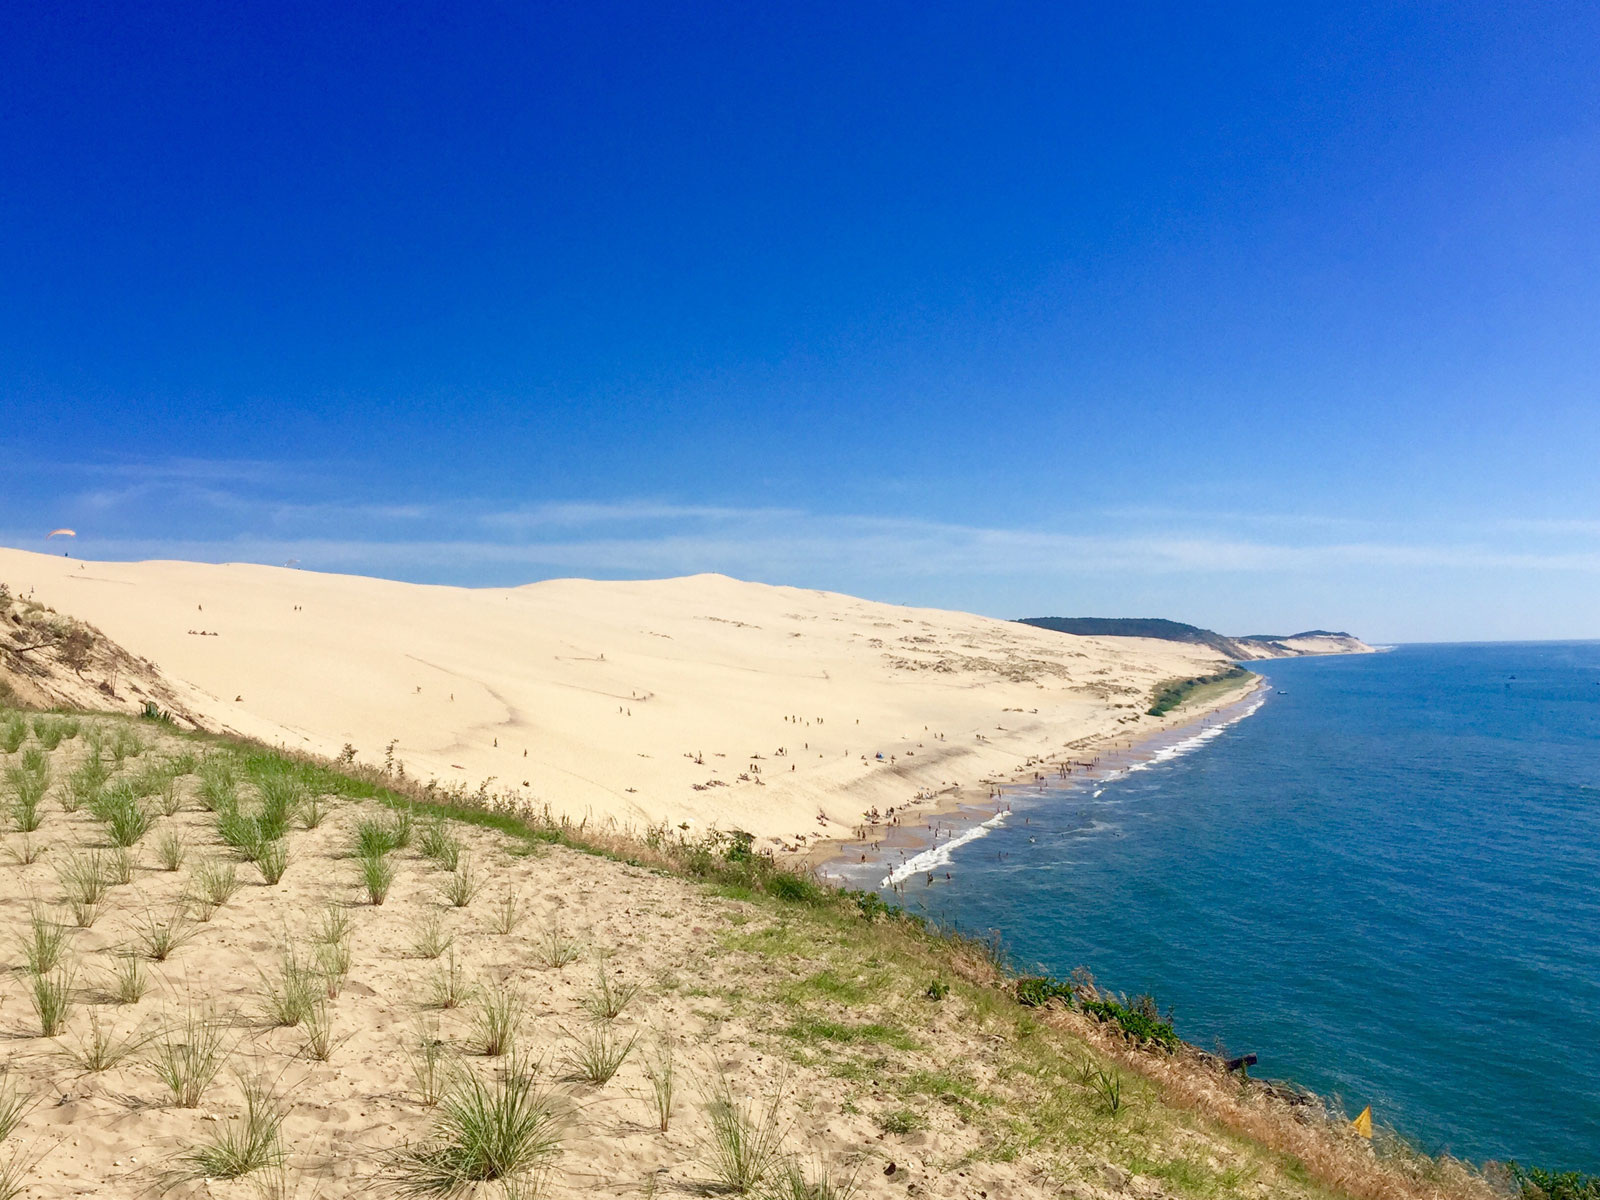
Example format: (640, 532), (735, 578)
(868, 643), (1600, 1172)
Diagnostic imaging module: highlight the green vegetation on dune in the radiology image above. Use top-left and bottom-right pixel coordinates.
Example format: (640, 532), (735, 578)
(1146, 666), (1254, 716)
(1509, 1166), (1600, 1200)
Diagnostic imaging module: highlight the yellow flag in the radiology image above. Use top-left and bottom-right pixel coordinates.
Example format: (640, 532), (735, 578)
(1352, 1106), (1373, 1138)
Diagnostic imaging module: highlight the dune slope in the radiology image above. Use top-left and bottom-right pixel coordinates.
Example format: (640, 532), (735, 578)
(0, 549), (1231, 847)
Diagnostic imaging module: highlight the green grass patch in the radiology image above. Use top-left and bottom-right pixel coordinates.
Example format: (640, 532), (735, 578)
(1147, 667), (1253, 717)
(782, 1015), (918, 1051)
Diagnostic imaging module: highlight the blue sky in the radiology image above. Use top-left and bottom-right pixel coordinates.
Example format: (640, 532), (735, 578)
(3, 3), (1598, 642)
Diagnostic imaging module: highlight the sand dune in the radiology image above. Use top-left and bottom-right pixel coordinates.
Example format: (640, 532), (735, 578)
(0, 548), (1234, 848)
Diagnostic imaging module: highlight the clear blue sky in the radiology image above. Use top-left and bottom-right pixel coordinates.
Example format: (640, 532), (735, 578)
(3, 3), (1597, 642)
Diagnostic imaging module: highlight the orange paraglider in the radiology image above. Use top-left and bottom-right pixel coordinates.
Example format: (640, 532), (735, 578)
(46, 529), (76, 538)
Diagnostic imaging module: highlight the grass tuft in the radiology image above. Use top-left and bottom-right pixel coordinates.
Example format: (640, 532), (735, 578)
(0, 1079), (36, 1141)
(417, 820), (461, 870)
(405, 1020), (452, 1107)
(767, 1157), (862, 1200)
(563, 1023), (635, 1085)
(105, 951), (150, 1004)
(701, 1073), (789, 1195)
(57, 850), (111, 927)
(29, 963), (76, 1036)
(358, 848), (396, 905)
(6, 760), (47, 834)
(427, 950), (476, 1010)
(150, 1004), (233, 1107)
(259, 945), (320, 1027)
(155, 830), (187, 871)
(190, 858), (241, 920)
(535, 920), (582, 969)
(177, 1076), (286, 1180)
(386, 1059), (561, 1197)
(581, 963), (639, 1022)
(315, 936), (353, 999)
(3, 835), (46, 866)
(354, 809), (412, 857)
(299, 792), (328, 829)
(468, 979), (524, 1057)
(19, 904), (73, 975)
(491, 885), (523, 936)
(107, 847), (136, 885)
(102, 791), (153, 847)
(256, 837), (290, 885)
(134, 903), (197, 962)
(642, 1037), (674, 1131)
(197, 758), (238, 812)
(440, 859), (482, 908)
(66, 755), (110, 813)
(1092, 1067), (1126, 1117)
(60, 1009), (153, 1072)
(313, 902), (353, 946)
(154, 773), (183, 817)
(410, 912), (453, 960)
(300, 996), (346, 1062)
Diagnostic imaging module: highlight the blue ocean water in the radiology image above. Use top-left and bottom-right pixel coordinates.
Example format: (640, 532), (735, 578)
(887, 643), (1600, 1171)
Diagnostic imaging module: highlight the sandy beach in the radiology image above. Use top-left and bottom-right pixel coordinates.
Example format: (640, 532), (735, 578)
(818, 674), (1269, 889)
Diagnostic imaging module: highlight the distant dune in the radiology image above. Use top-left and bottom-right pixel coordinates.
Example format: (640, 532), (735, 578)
(1017, 616), (1374, 661)
(1, 548), (1247, 848)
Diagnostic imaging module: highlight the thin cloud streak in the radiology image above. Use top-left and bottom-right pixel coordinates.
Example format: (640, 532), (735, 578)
(14, 521), (1600, 580)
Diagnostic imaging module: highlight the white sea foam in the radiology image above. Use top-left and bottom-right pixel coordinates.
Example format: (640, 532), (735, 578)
(880, 810), (1009, 887)
(879, 691), (1266, 888)
(1113, 691), (1266, 778)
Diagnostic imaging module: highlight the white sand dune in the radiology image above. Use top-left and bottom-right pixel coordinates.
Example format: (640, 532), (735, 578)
(0, 548), (1234, 848)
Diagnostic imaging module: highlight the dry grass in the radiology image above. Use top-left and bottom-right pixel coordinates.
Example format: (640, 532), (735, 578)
(56, 850), (111, 927)
(641, 1037), (675, 1131)
(535, 919), (582, 969)
(59, 1009), (153, 1072)
(581, 963), (639, 1022)
(409, 912), (452, 960)
(133, 902), (196, 962)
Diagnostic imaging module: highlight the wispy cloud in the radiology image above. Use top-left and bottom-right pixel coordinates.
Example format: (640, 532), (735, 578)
(15, 516), (1600, 581)
(5, 454), (1599, 609)
(478, 501), (802, 530)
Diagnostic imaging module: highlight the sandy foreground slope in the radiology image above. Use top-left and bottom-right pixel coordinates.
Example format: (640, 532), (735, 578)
(0, 717), (1367, 1200)
(0, 548), (1232, 848)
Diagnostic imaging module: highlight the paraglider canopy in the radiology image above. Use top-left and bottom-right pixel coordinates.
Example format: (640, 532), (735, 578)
(47, 529), (76, 538)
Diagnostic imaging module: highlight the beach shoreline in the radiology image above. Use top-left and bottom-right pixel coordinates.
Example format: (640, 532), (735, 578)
(810, 672), (1270, 887)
